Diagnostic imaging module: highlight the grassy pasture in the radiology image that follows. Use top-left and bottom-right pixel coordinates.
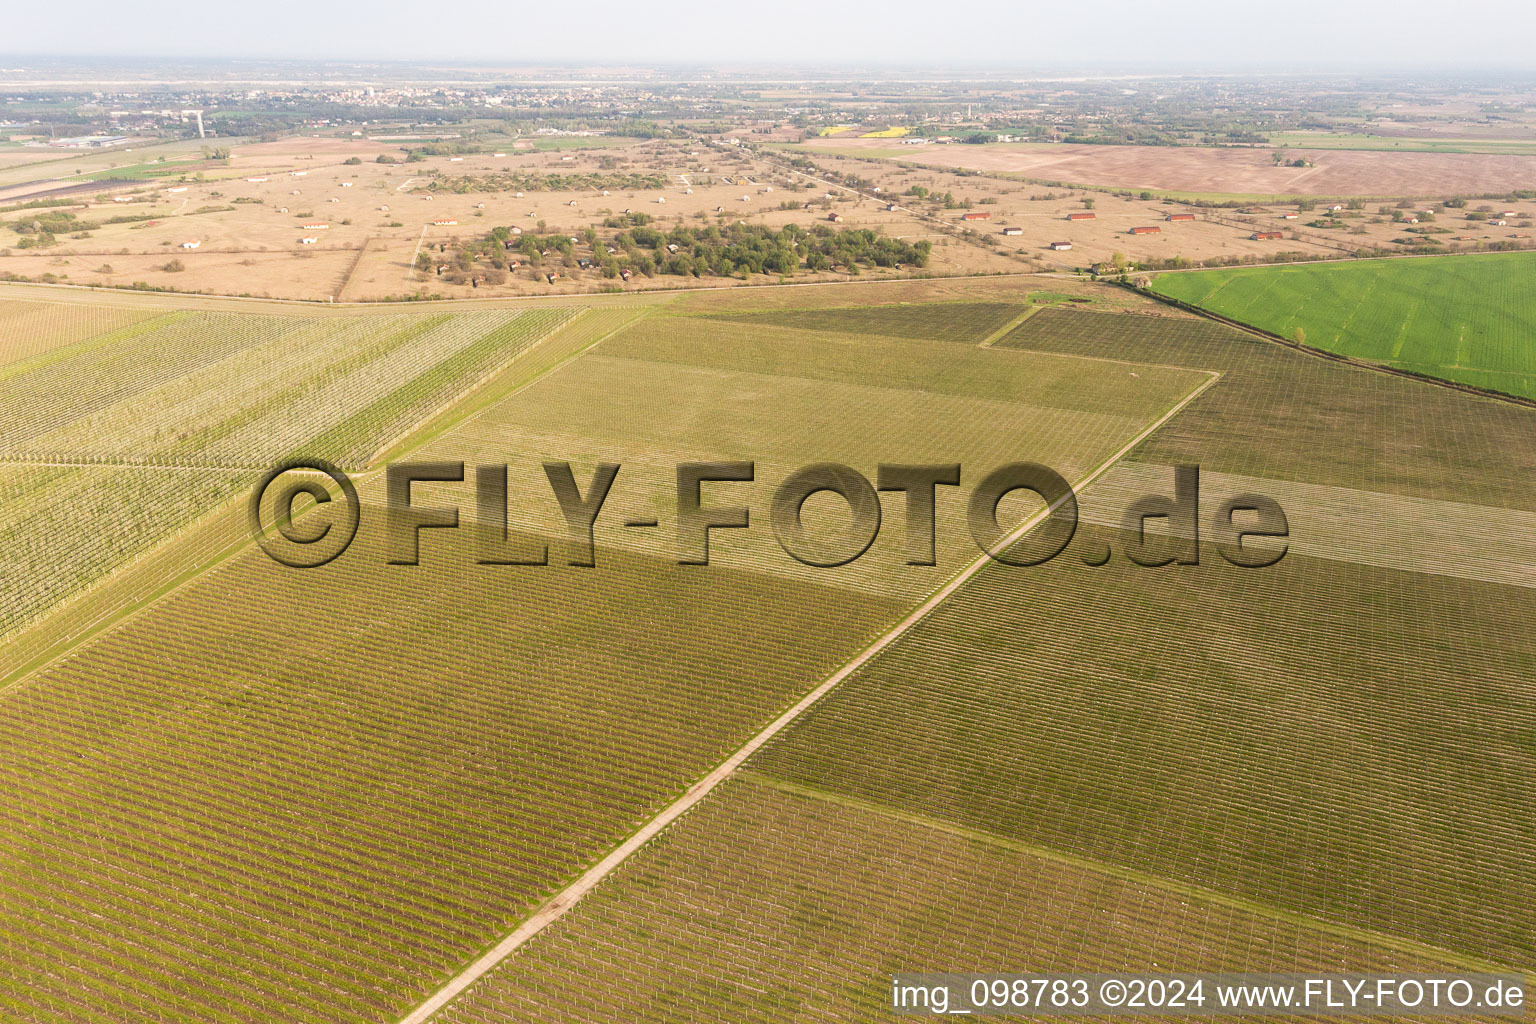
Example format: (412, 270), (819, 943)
(1149, 253), (1536, 401)
(0, 302), (1210, 1023)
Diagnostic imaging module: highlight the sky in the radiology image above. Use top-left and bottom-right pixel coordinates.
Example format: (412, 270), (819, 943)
(6, 0), (1536, 71)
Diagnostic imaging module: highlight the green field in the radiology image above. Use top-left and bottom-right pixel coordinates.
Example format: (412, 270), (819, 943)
(1149, 253), (1536, 401)
(1266, 132), (1536, 156)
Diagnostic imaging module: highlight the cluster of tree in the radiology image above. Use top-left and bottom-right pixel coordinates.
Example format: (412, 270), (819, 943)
(609, 120), (670, 138)
(902, 185), (966, 208)
(419, 170), (671, 195)
(429, 221), (931, 284)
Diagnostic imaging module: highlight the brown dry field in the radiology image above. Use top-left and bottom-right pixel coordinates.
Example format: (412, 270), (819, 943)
(803, 138), (1536, 197)
(9, 135), (1532, 300)
(0, 139), (1021, 300)
(788, 153), (1536, 268)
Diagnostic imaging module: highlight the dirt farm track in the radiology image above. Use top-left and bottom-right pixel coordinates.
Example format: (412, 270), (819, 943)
(804, 139), (1536, 197)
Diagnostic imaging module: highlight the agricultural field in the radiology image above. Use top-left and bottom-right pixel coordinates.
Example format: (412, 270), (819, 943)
(1149, 251), (1536, 401)
(414, 307), (1536, 1024)
(5, 63), (1536, 1024)
(0, 291), (1217, 1024)
(0, 294), (583, 642)
(697, 299), (1028, 342)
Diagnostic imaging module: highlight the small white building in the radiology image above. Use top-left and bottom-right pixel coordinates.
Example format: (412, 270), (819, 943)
(180, 240), (201, 249)
(1002, 227), (1023, 236)
(299, 237), (318, 244)
(246, 177), (268, 183)
(1049, 241), (1073, 251)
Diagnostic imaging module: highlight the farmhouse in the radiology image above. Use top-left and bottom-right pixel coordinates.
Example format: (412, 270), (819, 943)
(1067, 212), (1095, 221)
(1002, 227), (1023, 236)
(1129, 226), (1161, 235)
(1490, 219), (1508, 227)
(1166, 213), (1196, 222)
(112, 196), (134, 203)
(180, 240), (201, 249)
(246, 177), (268, 183)
(341, 182), (353, 188)
(1251, 231), (1284, 240)
(291, 171), (307, 177)
(961, 212), (991, 221)
(299, 237), (318, 244)
(828, 213), (844, 223)
(1049, 241), (1073, 251)
(301, 223), (329, 229)
(1281, 213), (1299, 220)
(433, 219), (458, 226)
(1328, 204), (1345, 212)
(885, 203), (898, 212)
(166, 186), (188, 194)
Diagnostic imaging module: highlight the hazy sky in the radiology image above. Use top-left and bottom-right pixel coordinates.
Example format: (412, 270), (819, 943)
(7, 0), (1536, 70)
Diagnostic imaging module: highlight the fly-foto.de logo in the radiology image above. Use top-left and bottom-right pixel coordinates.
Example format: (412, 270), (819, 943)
(249, 460), (1287, 571)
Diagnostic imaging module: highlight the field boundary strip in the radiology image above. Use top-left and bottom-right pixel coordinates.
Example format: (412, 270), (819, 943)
(394, 366), (1223, 1024)
(978, 306), (1038, 347)
(0, 270), (1060, 311)
(0, 308), (650, 699)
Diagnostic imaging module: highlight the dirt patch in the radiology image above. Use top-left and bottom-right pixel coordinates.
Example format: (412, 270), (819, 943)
(804, 139), (1536, 197)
